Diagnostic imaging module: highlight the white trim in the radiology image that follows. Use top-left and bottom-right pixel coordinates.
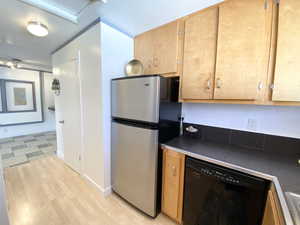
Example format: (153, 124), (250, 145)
(77, 51), (85, 175)
(18, 0), (78, 24)
(103, 186), (112, 196)
(83, 174), (112, 197)
(56, 151), (64, 160)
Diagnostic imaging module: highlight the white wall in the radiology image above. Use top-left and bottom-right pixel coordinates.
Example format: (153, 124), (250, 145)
(52, 21), (133, 195)
(42, 73), (56, 131)
(80, 22), (133, 194)
(183, 103), (300, 139)
(0, 69), (55, 139)
(52, 39), (79, 160)
(100, 22), (134, 190)
(77, 23), (104, 192)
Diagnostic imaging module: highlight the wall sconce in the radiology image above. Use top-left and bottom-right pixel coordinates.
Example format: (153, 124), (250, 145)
(51, 78), (61, 96)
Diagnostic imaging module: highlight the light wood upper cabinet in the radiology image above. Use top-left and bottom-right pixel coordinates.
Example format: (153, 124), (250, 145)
(134, 0), (300, 105)
(162, 147), (185, 223)
(272, 0), (300, 102)
(152, 21), (181, 74)
(214, 0), (270, 100)
(134, 32), (154, 74)
(181, 7), (218, 100)
(135, 21), (181, 75)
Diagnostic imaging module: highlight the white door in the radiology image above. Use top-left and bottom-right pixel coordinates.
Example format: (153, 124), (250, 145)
(56, 58), (82, 173)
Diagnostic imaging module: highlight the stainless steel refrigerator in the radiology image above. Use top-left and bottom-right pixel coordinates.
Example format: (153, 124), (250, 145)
(111, 75), (181, 217)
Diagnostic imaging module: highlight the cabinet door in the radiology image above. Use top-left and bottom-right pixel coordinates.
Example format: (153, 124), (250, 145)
(262, 190), (283, 225)
(135, 21), (180, 75)
(134, 32), (154, 75)
(214, 0), (269, 100)
(162, 148), (185, 223)
(181, 7), (218, 100)
(272, 0), (300, 101)
(152, 21), (180, 74)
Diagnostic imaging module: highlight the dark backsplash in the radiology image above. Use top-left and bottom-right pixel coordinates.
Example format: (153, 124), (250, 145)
(183, 123), (300, 155)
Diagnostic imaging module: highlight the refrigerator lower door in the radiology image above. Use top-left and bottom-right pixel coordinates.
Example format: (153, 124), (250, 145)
(111, 121), (159, 217)
(111, 76), (160, 123)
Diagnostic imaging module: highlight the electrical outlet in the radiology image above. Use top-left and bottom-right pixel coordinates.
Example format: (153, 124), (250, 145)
(247, 119), (257, 131)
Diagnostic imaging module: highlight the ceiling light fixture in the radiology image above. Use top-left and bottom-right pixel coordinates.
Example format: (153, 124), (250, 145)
(27, 21), (49, 37)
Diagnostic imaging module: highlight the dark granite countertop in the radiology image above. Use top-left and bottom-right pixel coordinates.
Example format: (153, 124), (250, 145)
(162, 136), (300, 225)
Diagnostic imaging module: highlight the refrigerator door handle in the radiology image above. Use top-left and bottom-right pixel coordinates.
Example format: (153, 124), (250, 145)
(112, 118), (159, 130)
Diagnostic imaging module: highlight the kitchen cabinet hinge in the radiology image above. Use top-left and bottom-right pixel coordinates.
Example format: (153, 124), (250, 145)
(177, 60), (182, 65)
(270, 84), (275, 90)
(79, 155), (82, 161)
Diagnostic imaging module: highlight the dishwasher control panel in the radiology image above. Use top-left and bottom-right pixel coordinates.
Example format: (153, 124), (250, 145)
(200, 168), (241, 184)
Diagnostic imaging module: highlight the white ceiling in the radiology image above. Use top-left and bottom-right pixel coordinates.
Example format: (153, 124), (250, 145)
(40, 0), (89, 15)
(0, 0), (84, 69)
(83, 0), (224, 36)
(0, 0), (223, 69)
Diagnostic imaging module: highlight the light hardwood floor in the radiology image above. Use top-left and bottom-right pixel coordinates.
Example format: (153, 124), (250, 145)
(4, 156), (176, 225)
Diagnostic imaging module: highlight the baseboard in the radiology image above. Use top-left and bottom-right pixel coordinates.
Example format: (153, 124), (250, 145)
(103, 185), (112, 196)
(56, 151), (64, 160)
(83, 174), (112, 197)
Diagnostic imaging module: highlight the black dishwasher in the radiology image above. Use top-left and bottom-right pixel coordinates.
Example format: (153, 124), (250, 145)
(183, 157), (269, 225)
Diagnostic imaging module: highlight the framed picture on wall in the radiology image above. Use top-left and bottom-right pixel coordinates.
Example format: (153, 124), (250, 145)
(4, 80), (36, 113)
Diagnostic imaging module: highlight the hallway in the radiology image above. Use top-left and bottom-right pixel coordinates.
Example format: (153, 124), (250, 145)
(0, 132), (56, 168)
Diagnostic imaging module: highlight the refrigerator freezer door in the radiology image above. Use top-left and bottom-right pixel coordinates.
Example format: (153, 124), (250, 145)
(112, 76), (160, 123)
(111, 121), (159, 217)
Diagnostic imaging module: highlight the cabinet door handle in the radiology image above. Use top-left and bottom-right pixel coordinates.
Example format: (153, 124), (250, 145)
(216, 78), (222, 89)
(172, 166), (177, 176)
(258, 82), (263, 90)
(59, 120), (64, 124)
(206, 79), (211, 90)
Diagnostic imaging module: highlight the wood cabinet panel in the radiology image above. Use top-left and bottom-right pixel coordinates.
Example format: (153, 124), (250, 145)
(272, 0), (300, 101)
(152, 21), (180, 74)
(181, 7), (218, 100)
(262, 189), (284, 225)
(134, 32), (154, 75)
(214, 0), (269, 100)
(162, 148), (185, 223)
(134, 21), (180, 75)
